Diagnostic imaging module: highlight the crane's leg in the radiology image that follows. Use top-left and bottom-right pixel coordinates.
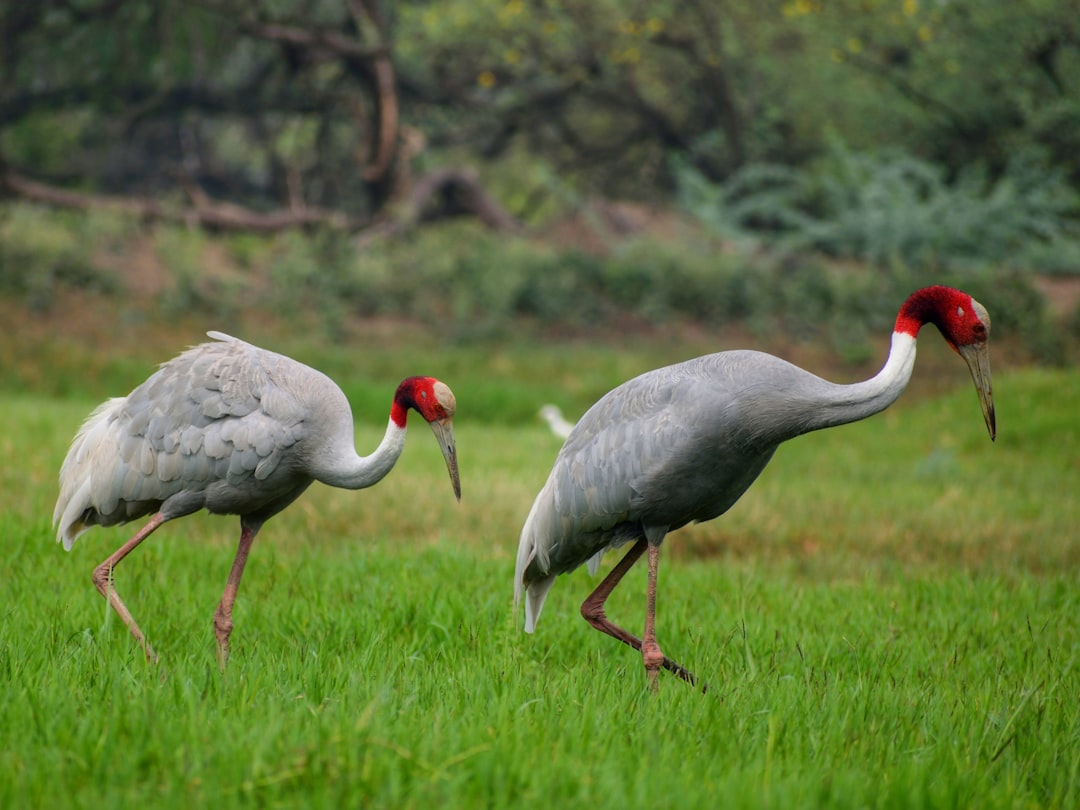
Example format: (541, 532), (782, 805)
(212, 522), (259, 671)
(642, 543), (665, 692)
(580, 539), (699, 688)
(92, 511), (167, 663)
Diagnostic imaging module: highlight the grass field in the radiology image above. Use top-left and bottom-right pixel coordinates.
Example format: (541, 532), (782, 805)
(1, 356), (1077, 808)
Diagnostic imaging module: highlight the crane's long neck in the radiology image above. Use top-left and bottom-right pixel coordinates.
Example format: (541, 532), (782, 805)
(799, 329), (918, 435)
(316, 416), (408, 490)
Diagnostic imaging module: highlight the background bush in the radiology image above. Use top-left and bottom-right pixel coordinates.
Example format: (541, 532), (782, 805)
(4, 198), (1067, 369)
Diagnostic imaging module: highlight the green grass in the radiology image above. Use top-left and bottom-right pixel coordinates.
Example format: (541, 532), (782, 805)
(1, 366), (1077, 809)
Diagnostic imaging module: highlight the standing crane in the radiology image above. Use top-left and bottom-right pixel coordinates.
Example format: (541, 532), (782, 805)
(54, 331), (461, 668)
(515, 286), (995, 690)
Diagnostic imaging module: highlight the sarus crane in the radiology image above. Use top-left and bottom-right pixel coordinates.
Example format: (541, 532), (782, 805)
(54, 331), (461, 668)
(515, 285), (995, 690)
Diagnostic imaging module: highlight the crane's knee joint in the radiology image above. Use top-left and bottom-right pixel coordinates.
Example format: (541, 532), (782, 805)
(581, 599), (604, 624)
(581, 599), (616, 633)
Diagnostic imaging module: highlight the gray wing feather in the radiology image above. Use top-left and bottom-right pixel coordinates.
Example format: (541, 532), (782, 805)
(54, 332), (312, 548)
(157, 448), (184, 483)
(516, 366), (686, 600)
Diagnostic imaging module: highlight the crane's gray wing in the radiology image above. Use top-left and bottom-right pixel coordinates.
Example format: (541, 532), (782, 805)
(514, 352), (804, 630)
(120, 332), (312, 495)
(518, 363), (695, 578)
(521, 353), (798, 579)
(515, 361), (716, 627)
(55, 333), (312, 545)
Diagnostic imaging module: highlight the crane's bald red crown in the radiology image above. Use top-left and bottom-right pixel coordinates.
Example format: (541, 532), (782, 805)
(894, 285), (991, 349)
(392, 376), (456, 427)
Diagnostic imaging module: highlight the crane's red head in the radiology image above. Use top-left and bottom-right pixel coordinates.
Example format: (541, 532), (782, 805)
(896, 285), (996, 441)
(392, 377), (457, 427)
(392, 376), (461, 500)
(894, 285), (991, 348)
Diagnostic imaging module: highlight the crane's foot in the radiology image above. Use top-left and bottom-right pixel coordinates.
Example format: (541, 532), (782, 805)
(643, 640), (665, 692)
(141, 640), (160, 665)
(213, 609), (233, 672)
(663, 656), (702, 690)
(643, 645), (705, 692)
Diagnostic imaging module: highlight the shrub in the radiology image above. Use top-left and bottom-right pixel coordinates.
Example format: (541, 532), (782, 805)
(4, 198), (1066, 364)
(676, 138), (1080, 273)
(0, 204), (118, 309)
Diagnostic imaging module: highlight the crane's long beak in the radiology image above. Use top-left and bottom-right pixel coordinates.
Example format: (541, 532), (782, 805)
(428, 418), (461, 500)
(957, 341), (996, 441)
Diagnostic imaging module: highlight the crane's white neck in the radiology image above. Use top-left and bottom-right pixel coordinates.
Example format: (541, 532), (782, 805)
(805, 330), (918, 433)
(316, 417), (408, 490)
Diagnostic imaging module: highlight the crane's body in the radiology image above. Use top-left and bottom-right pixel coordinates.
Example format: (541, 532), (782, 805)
(54, 331), (461, 667)
(515, 286), (995, 689)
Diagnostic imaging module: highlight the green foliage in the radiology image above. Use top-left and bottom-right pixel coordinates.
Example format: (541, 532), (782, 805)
(0, 109), (99, 176)
(400, 0), (1080, 209)
(780, 0), (1080, 180)
(5, 197), (1068, 365)
(0, 205), (120, 308)
(678, 140), (1080, 273)
(5, 0), (1080, 228)
(265, 229), (366, 339)
(801, 143), (1080, 269)
(673, 159), (810, 248)
(157, 224), (214, 315)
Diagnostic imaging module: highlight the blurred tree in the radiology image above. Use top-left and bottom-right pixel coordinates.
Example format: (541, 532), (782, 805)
(1, 0), (1078, 232)
(395, 0), (803, 194)
(0, 0), (520, 232)
(781, 0), (1080, 183)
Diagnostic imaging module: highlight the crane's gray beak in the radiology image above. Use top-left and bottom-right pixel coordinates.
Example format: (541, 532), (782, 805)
(957, 341), (996, 441)
(428, 418), (461, 500)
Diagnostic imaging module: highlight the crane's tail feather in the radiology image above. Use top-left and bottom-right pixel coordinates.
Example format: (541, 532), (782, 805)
(55, 481), (95, 550)
(513, 537), (535, 629)
(53, 397), (126, 549)
(514, 492), (557, 633)
(523, 576), (556, 633)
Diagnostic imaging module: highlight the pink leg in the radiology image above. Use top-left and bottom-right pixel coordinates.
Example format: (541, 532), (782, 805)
(580, 539), (698, 688)
(213, 523), (259, 671)
(580, 539), (647, 649)
(642, 543), (665, 691)
(92, 511), (167, 663)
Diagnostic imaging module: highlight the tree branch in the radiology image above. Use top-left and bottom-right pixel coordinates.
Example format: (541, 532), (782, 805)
(0, 82), (328, 127)
(240, 20), (375, 60)
(2, 169), (366, 232)
(357, 167), (523, 246)
(2, 166), (522, 237)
